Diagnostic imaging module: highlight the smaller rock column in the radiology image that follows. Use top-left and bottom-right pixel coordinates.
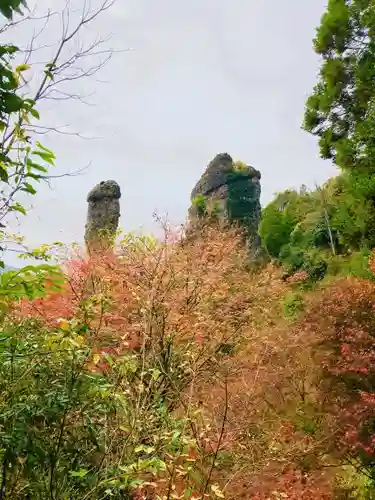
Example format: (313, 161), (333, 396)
(84, 180), (121, 254)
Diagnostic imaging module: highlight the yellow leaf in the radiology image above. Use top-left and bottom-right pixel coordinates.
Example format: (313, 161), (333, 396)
(16, 64), (31, 73)
(211, 484), (225, 498)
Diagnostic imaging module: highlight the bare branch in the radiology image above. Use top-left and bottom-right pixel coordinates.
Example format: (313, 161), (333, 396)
(0, 0), (121, 231)
(25, 123), (102, 140)
(1, 0), (120, 149)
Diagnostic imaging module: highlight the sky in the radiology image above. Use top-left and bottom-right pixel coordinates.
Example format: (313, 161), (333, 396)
(3, 0), (336, 264)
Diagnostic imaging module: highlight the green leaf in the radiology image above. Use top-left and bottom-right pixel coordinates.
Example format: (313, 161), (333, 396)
(26, 158), (48, 173)
(0, 0), (26, 20)
(26, 172), (42, 181)
(21, 182), (37, 195)
(69, 468), (89, 478)
(9, 202), (26, 215)
(2, 92), (24, 113)
(0, 45), (18, 57)
(171, 430), (181, 443)
(0, 163), (8, 183)
(29, 108), (40, 120)
(35, 141), (55, 156)
(134, 445), (155, 455)
(44, 70), (54, 80)
(32, 151), (55, 165)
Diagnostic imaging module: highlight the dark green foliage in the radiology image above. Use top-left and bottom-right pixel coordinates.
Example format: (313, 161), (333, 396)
(0, 46), (26, 124)
(279, 246), (305, 274)
(0, 0), (26, 19)
(300, 0), (375, 285)
(259, 176), (375, 281)
(259, 191), (301, 258)
(0, 319), (111, 498)
(302, 253), (328, 282)
(303, 0), (375, 171)
(330, 171), (375, 249)
(327, 248), (374, 279)
(280, 246), (329, 282)
(260, 150), (375, 280)
(0, 317), (169, 499)
(260, 186), (334, 281)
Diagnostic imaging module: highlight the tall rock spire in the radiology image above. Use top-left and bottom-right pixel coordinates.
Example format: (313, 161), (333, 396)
(84, 180), (121, 254)
(189, 153), (262, 250)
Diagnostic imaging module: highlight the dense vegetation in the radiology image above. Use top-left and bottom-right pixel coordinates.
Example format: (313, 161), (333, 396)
(2, 0), (375, 499)
(261, 0), (375, 285)
(257, 1), (375, 495)
(259, 170), (375, 282)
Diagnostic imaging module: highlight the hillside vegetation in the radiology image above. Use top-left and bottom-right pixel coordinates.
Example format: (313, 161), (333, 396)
(1, 0), (375, 499)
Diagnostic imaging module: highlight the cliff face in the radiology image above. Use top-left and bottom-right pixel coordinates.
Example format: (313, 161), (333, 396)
(190, 153), (262, 247)
(85, 180), (121, 254)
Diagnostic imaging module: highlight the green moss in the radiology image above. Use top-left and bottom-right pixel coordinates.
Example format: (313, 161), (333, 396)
(232, 160), (249, 173)
(191, 193), (207, 217)
(227, 171), (260, 234)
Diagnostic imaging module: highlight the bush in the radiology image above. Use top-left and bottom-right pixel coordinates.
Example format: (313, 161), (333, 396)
(1, 223), (252, 499)
(279, 246), (305, 274)
(0, 317), (148, 499)
(299, 256), (375, 482)
(302, 253), (327, 282)
(283, 292), (305, 318)
(327, 249), (373, 280)
(279, 246), (328, 283)
(191, 193), (207, 216)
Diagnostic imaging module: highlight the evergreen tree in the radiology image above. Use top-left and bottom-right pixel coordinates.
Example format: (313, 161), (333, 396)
(304, 0), (375, 171)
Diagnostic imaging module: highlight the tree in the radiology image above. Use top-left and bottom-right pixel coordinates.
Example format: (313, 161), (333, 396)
(0, 0), (116, 264)
(1, 223), (249, 498)
(329, 171), (375, 249)
(299, 261), (375, 484)
(259, 188), (333, 260)
(303, 0), (375, 171)
(259, 190), (302, 259)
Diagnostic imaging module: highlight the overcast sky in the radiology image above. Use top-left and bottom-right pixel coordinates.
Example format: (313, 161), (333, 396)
(3, 0), (336, 263)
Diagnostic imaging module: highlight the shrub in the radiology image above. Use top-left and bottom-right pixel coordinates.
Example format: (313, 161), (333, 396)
(301, 253), (327, 282)
(327, 249), (373, 280)
(3, 223), (253, 498)
(191, 193), (207, 217)
(299, 255), (375, 481)
(232, 160), (249, 173)
(283, 292), (305, 318)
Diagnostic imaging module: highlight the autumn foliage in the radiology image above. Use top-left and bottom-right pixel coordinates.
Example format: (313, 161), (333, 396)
(5, 222), (375, 499)
(300, 264), (375, 468)
(14, 223), (263, 498)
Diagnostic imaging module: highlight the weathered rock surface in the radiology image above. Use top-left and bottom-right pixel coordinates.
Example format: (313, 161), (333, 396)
(189, 153), (262, 247)
(85, 180), (121, 253)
